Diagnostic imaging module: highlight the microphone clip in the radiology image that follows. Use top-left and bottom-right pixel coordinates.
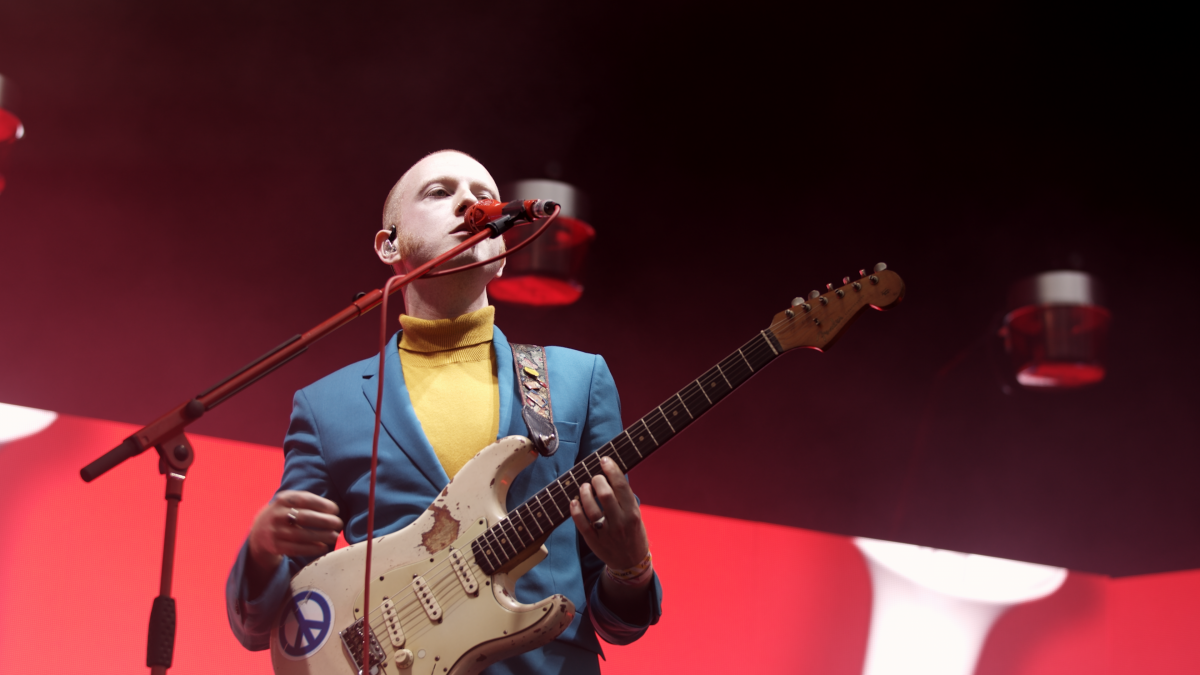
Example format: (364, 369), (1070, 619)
(483, 214), (520, 238)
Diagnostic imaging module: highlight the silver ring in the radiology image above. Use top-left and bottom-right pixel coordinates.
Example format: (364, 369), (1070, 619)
(591, 516), (606, 531)
(286, 508), (300, 525)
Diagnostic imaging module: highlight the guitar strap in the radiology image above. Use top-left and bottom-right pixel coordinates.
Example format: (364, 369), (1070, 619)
(510, 343), (559, 457)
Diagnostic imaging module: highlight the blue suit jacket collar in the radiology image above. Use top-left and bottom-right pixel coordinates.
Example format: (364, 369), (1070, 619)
(359, 325), (518, 493)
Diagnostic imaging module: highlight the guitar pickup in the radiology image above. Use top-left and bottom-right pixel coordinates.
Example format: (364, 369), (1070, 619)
(449, 548), (479, 595)
(413, 575), (443, 622)
(340, 616), (385, 675)
(379, 596), (405, 648)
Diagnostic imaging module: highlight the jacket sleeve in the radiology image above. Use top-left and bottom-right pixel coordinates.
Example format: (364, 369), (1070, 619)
(225, 389), (334, 650)
(576, 355), (664, 645)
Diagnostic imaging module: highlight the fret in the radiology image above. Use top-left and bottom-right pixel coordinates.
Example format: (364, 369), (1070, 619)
(659, 405), (677, 433)
(695, 378), (713, 404)
(715, 363), (733, 389)
(680, 381), (711, 414)
(471, 539), (501, 573)
(737, 348), (754, 372)
(698, 367), (733, 402)
(607, 436), (630, 469)
(481, 527), (512, 562)
(526, 497), (548, 536)
(719, 353), (753, 387)
(540, 490), (565, 520)
(560, 473), (579, 497)
(642, 408), (674, 445)
(497, 520), (522, 554)
(622, 430), (644, 459)
(511, 507), (536, 544)
(660, 398), (689, 431)
(555, 477), (574, 505)
(675, 393), (694, 419)
(605, 445), (629, 472)
(760, 330), (780, 357)
(632, 419), (659, 450)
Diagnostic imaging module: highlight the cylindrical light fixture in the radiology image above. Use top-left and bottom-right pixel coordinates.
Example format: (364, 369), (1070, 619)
(855, 537), (1067, 675)
(1002, 270), (1110, 389)
(488, 179), (595, 306)
(0, 74), (26, 196)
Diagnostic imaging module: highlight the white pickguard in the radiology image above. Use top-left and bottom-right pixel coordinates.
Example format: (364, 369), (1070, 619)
(270, 436), (576, 675)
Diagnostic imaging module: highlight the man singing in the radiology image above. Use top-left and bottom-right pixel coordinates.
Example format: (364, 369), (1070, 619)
(226, 150), (663, 674)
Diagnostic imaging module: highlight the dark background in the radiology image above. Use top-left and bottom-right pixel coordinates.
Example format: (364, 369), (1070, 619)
(0, 1), (1194, 576)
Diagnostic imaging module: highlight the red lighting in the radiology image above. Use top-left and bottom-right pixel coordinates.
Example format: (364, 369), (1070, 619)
(0, 108), (20, 145)
(489, 217), (595, 306)
(0, 107), (23, 196)
(1004, 304), (1111, 388)
(1003, 270), (1110, 390)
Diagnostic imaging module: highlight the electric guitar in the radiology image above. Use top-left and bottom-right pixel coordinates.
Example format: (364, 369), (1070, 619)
(270, 265), (905, 675)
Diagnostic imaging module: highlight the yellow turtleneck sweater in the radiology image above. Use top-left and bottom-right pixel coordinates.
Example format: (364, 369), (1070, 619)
(398, 306), (500, 478)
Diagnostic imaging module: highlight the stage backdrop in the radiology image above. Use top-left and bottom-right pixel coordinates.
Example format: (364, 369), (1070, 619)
(1, 405), (1198, 674)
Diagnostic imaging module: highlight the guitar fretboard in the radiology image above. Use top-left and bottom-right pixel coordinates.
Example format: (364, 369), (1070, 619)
(471, 328), (784, 574)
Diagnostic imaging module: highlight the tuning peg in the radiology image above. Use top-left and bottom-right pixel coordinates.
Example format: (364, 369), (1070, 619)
(826, 283), (834, 291)
(874, 262), (888, 272)
(843, 277), (850, 285)
(859, 269), (867, 277)
(791, 297), (804, 307)
(808, 290), (821, 300)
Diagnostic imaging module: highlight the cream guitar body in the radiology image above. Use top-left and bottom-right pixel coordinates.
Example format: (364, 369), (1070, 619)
(270, 435), (576, 675)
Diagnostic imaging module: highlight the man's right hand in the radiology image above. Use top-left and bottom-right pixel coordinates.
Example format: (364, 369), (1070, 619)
(247, 490), (343, 577)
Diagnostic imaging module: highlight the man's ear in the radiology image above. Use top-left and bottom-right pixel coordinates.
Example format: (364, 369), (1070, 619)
(375, 229), (401, 266)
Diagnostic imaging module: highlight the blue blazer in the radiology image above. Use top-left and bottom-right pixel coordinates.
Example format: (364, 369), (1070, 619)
(226, 326), (662, 671)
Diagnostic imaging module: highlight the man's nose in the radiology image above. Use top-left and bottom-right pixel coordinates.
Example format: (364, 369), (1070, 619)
(454, 193), (479, 217)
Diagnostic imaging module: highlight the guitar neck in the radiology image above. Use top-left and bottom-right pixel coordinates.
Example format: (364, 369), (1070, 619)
(472, 328), (784, 574)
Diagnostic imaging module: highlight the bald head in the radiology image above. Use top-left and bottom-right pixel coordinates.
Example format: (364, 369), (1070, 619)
(382, 150), (494, 233)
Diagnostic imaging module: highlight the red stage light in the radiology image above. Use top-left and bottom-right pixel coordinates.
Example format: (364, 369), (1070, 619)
(0, 73), (24, 196)
(1002, 271), (1110, 389)
(488, 179), (595, 306)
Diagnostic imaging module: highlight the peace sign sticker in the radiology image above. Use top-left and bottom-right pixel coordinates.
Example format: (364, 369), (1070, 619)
(278, 589), (335, 660)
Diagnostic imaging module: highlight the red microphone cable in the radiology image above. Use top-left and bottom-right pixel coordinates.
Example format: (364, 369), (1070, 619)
(360, 204), (559, 674)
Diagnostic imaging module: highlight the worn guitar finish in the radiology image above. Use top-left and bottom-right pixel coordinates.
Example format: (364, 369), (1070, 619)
(270, 267), (905, 675)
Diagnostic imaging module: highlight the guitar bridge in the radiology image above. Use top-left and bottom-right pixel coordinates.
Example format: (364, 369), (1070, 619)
(340, 617), (386, 675)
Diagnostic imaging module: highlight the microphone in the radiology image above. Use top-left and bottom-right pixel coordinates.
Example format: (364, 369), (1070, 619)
(463, 199), (558, 235)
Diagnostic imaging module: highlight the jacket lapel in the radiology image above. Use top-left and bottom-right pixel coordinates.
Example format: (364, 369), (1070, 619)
(360, 330), (450, 492)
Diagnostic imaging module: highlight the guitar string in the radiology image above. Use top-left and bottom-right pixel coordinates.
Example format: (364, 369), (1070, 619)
(357, 297), (854, 635)
(356, 318), (797, 633)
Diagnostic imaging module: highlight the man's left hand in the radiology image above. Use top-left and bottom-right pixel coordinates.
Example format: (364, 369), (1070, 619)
(570, 455), (650, 571)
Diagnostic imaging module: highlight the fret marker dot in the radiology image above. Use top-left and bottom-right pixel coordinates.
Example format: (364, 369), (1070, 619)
(638, 436), (644, 442)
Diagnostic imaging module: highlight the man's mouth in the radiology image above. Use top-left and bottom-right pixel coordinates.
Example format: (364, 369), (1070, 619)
(450, 222), (471, 235)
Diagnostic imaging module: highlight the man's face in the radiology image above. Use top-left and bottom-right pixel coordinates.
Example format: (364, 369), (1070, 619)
(383, 151), (504, 271)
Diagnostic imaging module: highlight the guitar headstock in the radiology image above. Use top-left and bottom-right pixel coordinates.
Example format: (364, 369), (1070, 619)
(770, 263), (905, 352)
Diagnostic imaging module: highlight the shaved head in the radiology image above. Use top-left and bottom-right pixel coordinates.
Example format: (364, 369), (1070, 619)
(382, 149), (485, 234)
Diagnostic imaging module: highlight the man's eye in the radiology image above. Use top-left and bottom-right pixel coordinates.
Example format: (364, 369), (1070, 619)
(429, 188), (450, 198)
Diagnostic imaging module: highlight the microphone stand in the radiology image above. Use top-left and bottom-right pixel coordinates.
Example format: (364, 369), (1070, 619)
(79, 214), (529, 674)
